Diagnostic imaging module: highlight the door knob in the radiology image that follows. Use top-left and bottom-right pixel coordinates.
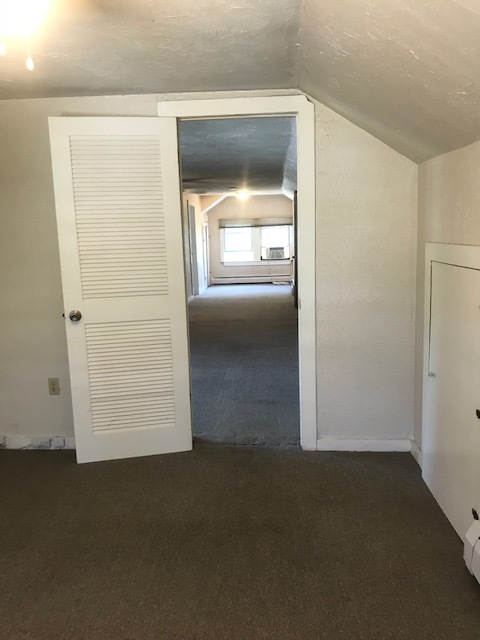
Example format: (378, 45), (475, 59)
(69, 310), (82, 322)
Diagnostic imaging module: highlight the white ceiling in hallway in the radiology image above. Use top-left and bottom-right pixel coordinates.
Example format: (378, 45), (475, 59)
(0, 0), (479, 162)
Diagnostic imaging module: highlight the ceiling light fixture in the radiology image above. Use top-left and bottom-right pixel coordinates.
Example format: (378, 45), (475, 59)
(0, 0), (51, 70)
(237, 189), (251, 200)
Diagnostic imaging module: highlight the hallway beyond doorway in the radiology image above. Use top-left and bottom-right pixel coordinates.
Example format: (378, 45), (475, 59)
(188, 284), (299, 446)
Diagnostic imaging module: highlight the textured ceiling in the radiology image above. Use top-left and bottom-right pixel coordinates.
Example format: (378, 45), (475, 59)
(0, 0), (297, 98)
(0, 0), (479, 162)
(178, 117), (296, 194)
(299, 0), (480, 162)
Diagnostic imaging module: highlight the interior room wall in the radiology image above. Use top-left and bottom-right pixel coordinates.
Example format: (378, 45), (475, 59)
(415, 139), (480, 450)
(314, 99), (418, 443)
(206, 194), (294, 283)
(0, 91), (418, 444)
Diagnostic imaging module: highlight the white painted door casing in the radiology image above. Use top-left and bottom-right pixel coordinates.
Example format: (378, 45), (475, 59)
(49, 117), (192, 463)
(158, 95), (318, 450)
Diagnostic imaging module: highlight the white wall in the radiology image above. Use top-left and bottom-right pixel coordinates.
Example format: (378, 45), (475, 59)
(191, 194), (207, 293)
(415, 139), (480, 449)
(0, 91), (418, 444)
(206, 194), (293, 283)
(314, 100), (418, 442)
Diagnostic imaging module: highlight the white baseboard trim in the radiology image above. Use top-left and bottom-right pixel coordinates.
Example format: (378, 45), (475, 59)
(199, 286), (207, 295)
(0, 435), (75, 450)
(187, 295), (195, 302)
(410, 440), (423, 468)
(316, 438), (411, 452)
(211, 276), (292, 285)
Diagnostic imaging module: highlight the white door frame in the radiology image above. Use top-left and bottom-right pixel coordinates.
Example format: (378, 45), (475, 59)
(187, 201), (200, 296)
(202, 222), (210, 291)
(422, 242), (480, 535)
(422, 241), (480, 446)
(158, 95), (317, 450)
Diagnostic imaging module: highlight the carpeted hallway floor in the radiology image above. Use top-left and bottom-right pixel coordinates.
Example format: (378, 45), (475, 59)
(188, 284), (299, 445)
(0, 444), (479, 639)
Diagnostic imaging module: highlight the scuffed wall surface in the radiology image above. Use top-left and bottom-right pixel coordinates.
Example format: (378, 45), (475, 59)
(415, 140), (480, 448)
(315, 100), (418, 441)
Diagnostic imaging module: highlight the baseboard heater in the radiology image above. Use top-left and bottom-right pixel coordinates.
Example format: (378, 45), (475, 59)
(464, 518), (480, 583)
(211, 275), (292, 285)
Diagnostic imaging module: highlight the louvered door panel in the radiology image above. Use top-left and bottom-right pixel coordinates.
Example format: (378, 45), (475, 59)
(86, 320), (175, 432)
(49, 117), (192, 463)
(71, 136), (169, 299)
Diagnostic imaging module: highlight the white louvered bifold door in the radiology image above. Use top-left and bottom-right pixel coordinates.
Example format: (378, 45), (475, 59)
(49, 117), (192, 463)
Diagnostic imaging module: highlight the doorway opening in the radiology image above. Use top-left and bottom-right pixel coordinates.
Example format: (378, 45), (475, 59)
(179, 116), (299, 445)
(158, 94), (317, 451)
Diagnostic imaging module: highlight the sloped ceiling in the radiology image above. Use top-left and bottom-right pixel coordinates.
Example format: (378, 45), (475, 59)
(0, 0), (479, 162)
(298, 0), (480, 162)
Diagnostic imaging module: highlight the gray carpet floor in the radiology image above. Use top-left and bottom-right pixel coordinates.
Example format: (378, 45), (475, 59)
(0, 445), (479, 638)
(188, 284), (300, 445)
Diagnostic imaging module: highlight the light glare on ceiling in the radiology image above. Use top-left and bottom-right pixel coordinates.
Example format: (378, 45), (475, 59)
(0, 0), (50, 69)
(237, 189), (250, 200)
(0, 0), (50, 38)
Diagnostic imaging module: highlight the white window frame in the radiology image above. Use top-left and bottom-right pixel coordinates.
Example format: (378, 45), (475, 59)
(260, 225), (293, 261)
(158, 95), (317, 451)
(221, 225), (293, 265)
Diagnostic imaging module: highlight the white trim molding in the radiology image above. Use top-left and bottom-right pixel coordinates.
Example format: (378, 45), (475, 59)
(410, 440), (423, 468)
(159, 94), (318, 451)
(316, 438), (411, 452)
(211, 276), (292, 285)
(0, 435), (76, 450)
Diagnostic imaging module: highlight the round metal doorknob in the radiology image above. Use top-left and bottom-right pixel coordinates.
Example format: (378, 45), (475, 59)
(69, 310), (82, 322)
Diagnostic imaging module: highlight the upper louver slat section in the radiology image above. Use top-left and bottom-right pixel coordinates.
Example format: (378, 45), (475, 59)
(70, 136), (169, 299)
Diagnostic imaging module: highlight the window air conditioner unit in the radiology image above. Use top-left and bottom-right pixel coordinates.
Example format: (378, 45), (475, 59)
(265, 247), (285, 260)
(464, 517), (480, 583)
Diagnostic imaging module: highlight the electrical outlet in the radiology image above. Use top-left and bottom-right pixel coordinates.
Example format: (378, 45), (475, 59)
(48, 377), (60, 395)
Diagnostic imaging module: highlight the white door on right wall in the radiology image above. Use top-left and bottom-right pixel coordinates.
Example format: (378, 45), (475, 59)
(423, 260), (480, 538)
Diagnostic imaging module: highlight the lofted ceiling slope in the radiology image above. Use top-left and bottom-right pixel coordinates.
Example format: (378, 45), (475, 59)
(0, 0), (479, 162)
(298, 0), (480, 162)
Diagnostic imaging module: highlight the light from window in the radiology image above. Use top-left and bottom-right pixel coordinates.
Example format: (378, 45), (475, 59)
(223, 227), (254, 262)
(260, 225), (291, 260)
